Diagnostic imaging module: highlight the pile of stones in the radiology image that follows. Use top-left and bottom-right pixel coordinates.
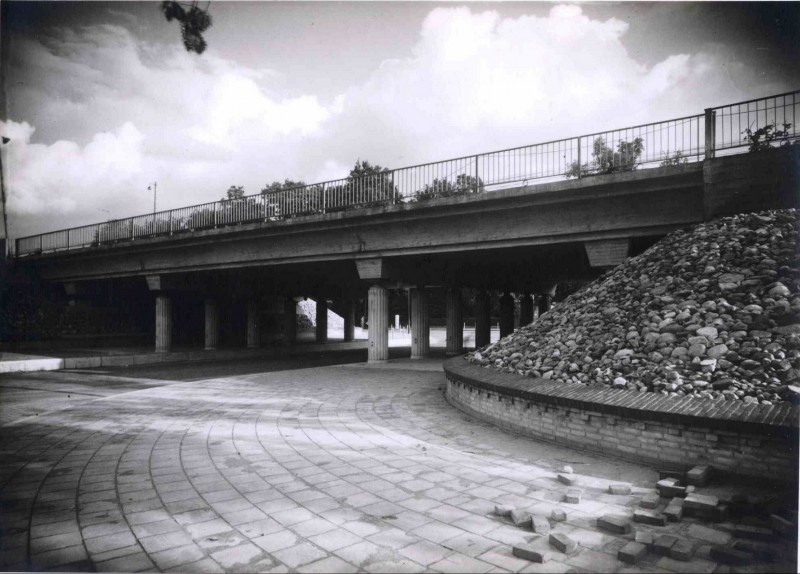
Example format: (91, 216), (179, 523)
(467, 209), (800, 404)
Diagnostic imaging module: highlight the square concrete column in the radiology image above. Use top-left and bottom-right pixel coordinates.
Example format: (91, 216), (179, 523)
(519, 292), (534, 326)
(246, 299), (260, 348)
(367, 284), (389, 362)
(155, 294), (172, 352)
(445, 287), (464, 356)
(499, 292), (514, 338)
(410, 287), (430, 359)
(537, 293), (551, 317)
(283, 297), (297, 344)
(475, 290), (491, 349)
(204, 298), (219, 350)
(315, 297), (328, 343)
(342, 298), (355, 342)
(519, 293), (533, 327)
(536, 293), (550, 317)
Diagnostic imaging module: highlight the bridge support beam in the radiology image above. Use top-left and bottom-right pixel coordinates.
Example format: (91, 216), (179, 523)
(475, 290), (491, 349)
(342, 298), (355, 342)
(204, 298), (219, 350)
(410, 287), (430, 359)
(315, 296), (328, 344)
(368, 285), (389, 362)
(446, 288), (463, 356)
(519, 293), (534, 327)
(537, 293), (551, 317)
(246, 299), (260, 348)
(155, 294), (172, 352)
(283, 297), (297, 345)
(499, 292), (514, 338)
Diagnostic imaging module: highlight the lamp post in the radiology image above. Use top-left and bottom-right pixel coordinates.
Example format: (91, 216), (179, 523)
(148, 182), (157, 214)
(0, 137), (10, 258)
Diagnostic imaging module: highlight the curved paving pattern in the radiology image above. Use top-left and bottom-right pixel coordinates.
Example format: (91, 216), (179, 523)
(0, 360), (790, 572)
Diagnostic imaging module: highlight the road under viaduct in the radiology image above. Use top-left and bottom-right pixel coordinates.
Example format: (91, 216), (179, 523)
(13, 148), (800, 361)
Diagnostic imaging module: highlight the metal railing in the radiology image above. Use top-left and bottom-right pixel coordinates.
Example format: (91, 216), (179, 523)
(15, 89), (799, 257)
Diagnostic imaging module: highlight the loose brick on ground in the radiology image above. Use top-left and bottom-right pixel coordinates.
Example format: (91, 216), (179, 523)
(494, 504), (514, 517)
(510, 509), (530, 527)
(550, 509), (566, 522)
(618, 541), (647, 564)
(564, 489), (581, 504)
(664, 498), (684, 522)
(548, 532), (577, 555)
(608, 484), (631, 495)
(734, 524), (775, 542)
(633, 510), (667, 527)
(530, 516), (550, 534)
(709, 545), (752, 565)
(557, 474), (575, 486)
(512, 544), (550, 563)
(640, 493), (660, 509)
(652, 534), (678, 556)
(686, 465), (711, 486)
(668, 539), (693, 561)
(597, 515), (632, 535)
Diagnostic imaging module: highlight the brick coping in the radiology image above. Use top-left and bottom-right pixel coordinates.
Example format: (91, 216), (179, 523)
(443, 358), (798, 437)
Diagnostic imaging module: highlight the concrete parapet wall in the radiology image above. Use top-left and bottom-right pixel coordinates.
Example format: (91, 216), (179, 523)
(443, 358), (798, 484)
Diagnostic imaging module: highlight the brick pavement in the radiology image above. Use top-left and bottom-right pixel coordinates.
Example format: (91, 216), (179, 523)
(0, 358), (795, 572)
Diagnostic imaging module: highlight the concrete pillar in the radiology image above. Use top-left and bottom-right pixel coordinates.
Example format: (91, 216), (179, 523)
(367, 284), (389, 362)
(445, 287), (463, 356)
(246, 299), (260, 348)
(475, 290), (491, 348)
(499, 292), (514, 338)
(155, 294), (172, 352)
(284, 297), (297, 344)
(204, 298), (219, 350)
(537, 293), (551, 317)
(315, 297), (328, 344)
(342, 298), (355, 342)
(410, 287), (430, 359)
(519, 292), (534, 327)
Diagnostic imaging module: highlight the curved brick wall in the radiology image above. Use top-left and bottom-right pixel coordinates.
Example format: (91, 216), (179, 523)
(443, 358), (799, 484)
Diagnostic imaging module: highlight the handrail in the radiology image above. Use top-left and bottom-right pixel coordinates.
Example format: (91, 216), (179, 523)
(15, 89), (800, 257)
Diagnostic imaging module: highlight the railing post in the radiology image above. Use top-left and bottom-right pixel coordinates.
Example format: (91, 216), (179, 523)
(129, 219), (134, 240)
(168, 211), (173, 235)
(322, 183), (327, 214)
(39, 235), (43, 253)
(704, 108), (716, 159)
(474, 156), (479, 192)
(577, 136), (582, 179)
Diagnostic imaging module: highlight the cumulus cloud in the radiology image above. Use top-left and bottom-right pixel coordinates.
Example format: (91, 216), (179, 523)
(4, 5), (790, 239)
(2, 119), (144, 223)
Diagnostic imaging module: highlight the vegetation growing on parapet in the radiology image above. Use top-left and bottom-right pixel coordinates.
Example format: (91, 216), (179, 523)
(565, 136), (644, 179)
(743, 122), (796, 152)
(413, 174), (484, 202)
(660, 150), (689, 167)
(260, 160), (400, 216)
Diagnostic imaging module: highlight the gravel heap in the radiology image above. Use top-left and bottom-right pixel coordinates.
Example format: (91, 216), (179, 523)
(467, 209), (800, 404)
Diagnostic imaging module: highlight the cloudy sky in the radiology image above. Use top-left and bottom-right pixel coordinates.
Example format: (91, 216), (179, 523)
(1, 1), (798, 240)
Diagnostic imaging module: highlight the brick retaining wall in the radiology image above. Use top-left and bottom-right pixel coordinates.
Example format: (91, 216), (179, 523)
(444, 358), (799, 484)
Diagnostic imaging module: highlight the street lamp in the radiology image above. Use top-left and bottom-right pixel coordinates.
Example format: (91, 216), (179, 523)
(147, 182), (157, 214)
(0, 137), (10, 258)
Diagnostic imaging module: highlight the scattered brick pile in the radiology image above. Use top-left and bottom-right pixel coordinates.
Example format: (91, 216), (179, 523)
(503, 464), (798, 568)
(467, 209), (800, 403)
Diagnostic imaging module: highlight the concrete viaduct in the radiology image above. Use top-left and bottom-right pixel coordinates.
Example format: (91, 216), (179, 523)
(14, 147), (800, 362)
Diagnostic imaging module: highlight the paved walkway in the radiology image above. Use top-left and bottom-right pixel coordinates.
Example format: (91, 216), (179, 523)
(0, 359), (793, 572)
